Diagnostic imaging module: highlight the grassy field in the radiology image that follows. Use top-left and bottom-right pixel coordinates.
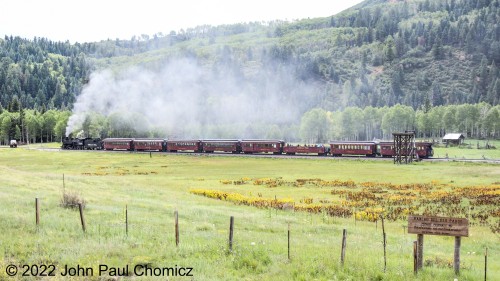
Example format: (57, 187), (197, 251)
(0, 146), (499, 280)
(432, 140), (500, 160)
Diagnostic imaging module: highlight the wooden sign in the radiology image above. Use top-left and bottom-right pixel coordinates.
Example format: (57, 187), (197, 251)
(408, 215), (468, 237)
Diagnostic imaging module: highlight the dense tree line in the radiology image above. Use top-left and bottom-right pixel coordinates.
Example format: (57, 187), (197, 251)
(0, 104), (70, 145)
(1, 0), (500, 144)
(300, 103), (500, 143)
(0, 36), (94, 111)
(1, 102), (497, 145)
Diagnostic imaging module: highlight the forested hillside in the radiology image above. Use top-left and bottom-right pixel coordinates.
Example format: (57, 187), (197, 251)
(1, 0), (499, 144)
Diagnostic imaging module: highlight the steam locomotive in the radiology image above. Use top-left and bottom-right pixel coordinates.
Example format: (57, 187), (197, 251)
(61, 137), (102, 150)
(61, 137), (434, 158)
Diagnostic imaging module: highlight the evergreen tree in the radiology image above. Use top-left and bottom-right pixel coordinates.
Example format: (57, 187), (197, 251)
(488, 78), (500, 105)
(9, 96), (20, 112)
(385, 36), (395, 62)
(432, 38), (444, 59)
(431, 82), (444, 106)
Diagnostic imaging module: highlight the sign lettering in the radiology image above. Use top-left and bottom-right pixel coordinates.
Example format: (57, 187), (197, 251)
(408, 215), (468, 237)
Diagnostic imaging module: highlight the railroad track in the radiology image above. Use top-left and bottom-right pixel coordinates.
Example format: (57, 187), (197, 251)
(33, 147), (500, 164)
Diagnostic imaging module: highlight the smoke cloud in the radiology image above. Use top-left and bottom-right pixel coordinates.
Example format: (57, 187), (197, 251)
(66, 57), (320, 139)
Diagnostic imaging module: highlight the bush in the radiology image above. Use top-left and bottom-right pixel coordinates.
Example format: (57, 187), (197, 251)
(60, 190), (86, 209)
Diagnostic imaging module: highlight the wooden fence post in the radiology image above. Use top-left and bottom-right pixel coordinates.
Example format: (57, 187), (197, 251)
(125, 205), (128, 236)
(35, 198), (40, 227)
(78, 203), (86, 233)
(287, 223), (291, 260)
(229, 216), (234, 252)
(340, 229), (347, 265)
(381, 216), (387, 272)
(484, 247), (488, 281)
(175, 210), (179, 247)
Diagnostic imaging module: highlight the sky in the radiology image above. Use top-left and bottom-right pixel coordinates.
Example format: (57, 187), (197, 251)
(1, 0), (364, 43)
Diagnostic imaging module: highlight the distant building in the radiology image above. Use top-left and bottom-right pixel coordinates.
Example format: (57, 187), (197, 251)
(442, 133), (465, 145)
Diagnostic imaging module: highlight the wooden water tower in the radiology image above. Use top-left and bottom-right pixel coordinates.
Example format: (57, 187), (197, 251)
(392, 131), (416, 164)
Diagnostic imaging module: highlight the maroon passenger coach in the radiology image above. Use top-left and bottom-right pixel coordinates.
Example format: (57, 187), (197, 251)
(102, 138), (134, 151)
(166, 140), (202, 152)
(379, 142), (434, 159)
(133, 139), (165, 151)
(201, 140), (241, 153)
(240, 140), (285, 154)
(283, 144), (329, 156)
(330, 141), (377, 157)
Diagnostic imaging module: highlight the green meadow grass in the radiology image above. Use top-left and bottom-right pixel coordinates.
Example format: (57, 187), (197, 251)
(432, 139), (500, 159)
(0, 147), (498, 280)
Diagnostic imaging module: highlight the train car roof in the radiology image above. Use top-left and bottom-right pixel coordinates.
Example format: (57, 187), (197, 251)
(133, 138), (165, 141)
(102, 138), (134, 141)
(378, 141), (433, 145)
(240, 139), (284, 143)
(329, 141), (376, 144)
(166, 139), (201, 142)
(202, 139), (240, 143)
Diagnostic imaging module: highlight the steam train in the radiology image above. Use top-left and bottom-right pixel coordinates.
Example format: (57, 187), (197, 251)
(61, 137), (434, 158)
(61, 137), (102, 150)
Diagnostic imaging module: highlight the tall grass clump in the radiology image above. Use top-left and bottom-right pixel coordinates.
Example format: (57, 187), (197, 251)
(60, 190), (86, 209)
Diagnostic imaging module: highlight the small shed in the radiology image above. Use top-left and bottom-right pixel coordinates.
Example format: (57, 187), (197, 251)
(442, 133), (465, 145)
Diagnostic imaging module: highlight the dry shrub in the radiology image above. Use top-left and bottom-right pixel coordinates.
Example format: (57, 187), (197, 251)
(61, 190), (86, 209)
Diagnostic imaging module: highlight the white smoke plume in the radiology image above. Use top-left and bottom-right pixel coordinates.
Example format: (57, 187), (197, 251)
(65, 57), (320, 139)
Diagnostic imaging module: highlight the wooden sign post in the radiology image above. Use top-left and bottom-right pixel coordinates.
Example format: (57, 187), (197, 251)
(408, 215), (468, 275)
